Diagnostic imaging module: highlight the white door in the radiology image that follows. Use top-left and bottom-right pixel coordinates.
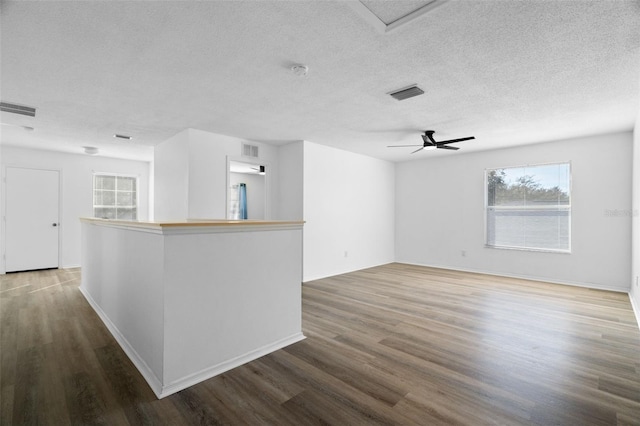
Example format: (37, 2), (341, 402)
(5, 167), (60, 272)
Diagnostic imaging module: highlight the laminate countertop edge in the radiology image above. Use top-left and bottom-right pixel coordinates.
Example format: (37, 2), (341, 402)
(80, 218), (305, 234)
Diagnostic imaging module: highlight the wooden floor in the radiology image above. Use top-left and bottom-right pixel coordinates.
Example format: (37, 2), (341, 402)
(1, 264), (639, 425)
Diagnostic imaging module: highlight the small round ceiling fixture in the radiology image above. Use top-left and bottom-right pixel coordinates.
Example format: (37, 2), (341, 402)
(291, 64), (308, 77)
(83, 146), (99, 155)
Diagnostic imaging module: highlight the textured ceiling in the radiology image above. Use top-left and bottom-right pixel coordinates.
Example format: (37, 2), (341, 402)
(1, 0), (639, 162)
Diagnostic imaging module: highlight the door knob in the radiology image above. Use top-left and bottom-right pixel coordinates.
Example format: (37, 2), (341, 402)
(52, 223), (58, 227)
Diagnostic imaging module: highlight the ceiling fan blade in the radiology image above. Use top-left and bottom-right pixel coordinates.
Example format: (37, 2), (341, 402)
(389, 131), (473, 154)
(437, 136), (475, 145)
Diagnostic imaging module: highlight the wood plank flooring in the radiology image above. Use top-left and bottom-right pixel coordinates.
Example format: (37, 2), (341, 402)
(1, 263), (639, 425)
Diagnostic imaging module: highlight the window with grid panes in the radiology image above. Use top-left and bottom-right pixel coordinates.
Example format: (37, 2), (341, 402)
(93, 174), (137, 220)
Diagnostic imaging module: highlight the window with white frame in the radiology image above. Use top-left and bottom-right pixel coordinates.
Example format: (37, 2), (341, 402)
(486, 163), (570, 252)
(93, 174), (138, 220)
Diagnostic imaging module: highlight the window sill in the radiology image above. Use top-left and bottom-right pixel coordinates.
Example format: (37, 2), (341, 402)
(484, 244), (571, 254)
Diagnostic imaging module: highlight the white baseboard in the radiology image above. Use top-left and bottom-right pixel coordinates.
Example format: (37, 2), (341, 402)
(396, 261), (629, 293)
(61, 264), (81, 270)
(303, 260), (394, 283)
(79, 286), (164, 396)
(630, 293), (640, 332)
(158, 332), (306, 399)
(79, 285), (306, 399)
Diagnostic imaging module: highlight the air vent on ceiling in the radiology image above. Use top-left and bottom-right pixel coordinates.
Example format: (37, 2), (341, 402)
(114, 134), (132, 140)
(388, 85), (424, 101)
(242, 143), (259, 158)
(0, 102), (36, 117)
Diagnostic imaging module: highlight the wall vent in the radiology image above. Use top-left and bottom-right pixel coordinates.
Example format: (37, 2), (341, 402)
(0, 101), (36, 117)
(113, 134), (132, 140)
(388, 85), (424, 101)
(242, 143), (259, 158)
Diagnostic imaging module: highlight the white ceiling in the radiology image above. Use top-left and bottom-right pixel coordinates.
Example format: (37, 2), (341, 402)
(1, 0), (639, 163)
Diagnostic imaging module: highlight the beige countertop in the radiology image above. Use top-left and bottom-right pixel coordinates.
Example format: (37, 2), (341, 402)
(80, 217), (304, 231)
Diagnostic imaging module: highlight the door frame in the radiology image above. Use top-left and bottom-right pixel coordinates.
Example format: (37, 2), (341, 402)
(1, 165), (63, 274)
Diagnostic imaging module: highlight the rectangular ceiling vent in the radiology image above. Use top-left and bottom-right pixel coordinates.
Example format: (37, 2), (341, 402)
(242, 143), (259, 158)
(0, 101), (36, 117)
(388, 85), (425, 101)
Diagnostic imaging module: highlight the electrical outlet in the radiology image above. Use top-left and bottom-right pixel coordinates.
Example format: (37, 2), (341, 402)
(461, 250), (467, 257)
(344, 251), (348, 258)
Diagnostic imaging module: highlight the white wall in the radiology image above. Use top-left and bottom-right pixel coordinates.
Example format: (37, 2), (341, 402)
(187, 129), (244, 219)
(276, 141), (304, 220)
(303, 141), (395, 282)
(631, 111), (640, 320)
(1, 146), (150, 272)
(154, 129), (280, 220)
(396, 132), (633, 292)
(188, 128), (281, 219)
(154, 130), (190, 221)
(80, 221), (166, 386)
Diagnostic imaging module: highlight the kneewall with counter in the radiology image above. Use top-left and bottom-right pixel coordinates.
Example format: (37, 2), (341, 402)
(80, 218), (305, 398)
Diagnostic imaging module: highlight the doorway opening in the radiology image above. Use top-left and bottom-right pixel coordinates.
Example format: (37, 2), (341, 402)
(227, 160), (268, 220)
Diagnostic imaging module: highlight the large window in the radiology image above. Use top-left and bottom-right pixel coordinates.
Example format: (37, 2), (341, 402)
(486, 163), (570, 252)
(93, 174), (138, 220)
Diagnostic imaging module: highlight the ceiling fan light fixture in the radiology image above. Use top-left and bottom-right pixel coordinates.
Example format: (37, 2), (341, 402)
(423, 145), (437, 151)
